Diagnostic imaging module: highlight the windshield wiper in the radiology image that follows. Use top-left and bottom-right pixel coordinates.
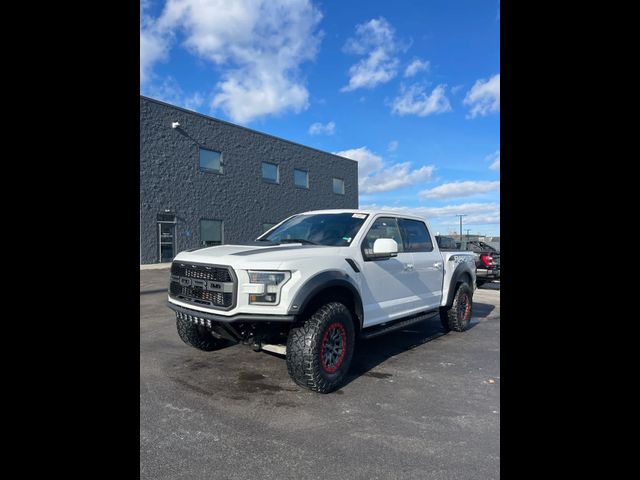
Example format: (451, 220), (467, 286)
(278, 238), (320, 245)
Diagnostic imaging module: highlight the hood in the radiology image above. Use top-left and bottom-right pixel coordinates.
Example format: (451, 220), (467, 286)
(173, 243), (344, 270)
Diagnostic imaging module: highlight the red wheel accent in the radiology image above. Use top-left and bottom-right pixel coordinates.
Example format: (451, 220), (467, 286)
(461, 294), (471, 320)
(320, 322), (347, 373)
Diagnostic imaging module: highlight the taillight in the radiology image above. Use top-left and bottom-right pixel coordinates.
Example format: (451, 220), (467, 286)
(480, 254), (493, 267)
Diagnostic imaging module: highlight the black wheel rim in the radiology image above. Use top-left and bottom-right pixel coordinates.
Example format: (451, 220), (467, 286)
(321, 322), (347, 373)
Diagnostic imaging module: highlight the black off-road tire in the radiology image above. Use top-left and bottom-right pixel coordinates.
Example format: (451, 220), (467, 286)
(176, 316), (231, 351)
(286, 302), (355, 393)
(440, 282), (473, 332)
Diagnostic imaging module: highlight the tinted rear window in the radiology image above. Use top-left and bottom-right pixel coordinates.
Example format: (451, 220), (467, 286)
(399, 218), (433, 252)
(437, 236), (457, 249)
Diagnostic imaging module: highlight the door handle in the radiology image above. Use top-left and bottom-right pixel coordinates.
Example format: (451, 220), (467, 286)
(433, 262), (443, 269)
(404, 263), (415, 271)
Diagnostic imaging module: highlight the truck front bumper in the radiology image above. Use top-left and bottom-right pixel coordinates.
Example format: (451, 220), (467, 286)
(167, 301), (296, 325)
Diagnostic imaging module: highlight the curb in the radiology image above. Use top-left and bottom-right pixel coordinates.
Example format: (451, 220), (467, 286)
(140, 263), (171, 270)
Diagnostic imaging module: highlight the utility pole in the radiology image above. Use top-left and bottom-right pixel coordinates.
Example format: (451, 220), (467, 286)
(455, 214), (466, 246)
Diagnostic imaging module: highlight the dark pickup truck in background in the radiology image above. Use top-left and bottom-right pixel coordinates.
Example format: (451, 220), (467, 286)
(436, 236), (500, 286)
(462, 241), (500, 286)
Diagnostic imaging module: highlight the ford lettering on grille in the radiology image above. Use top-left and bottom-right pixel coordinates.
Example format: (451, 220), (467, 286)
(171, 275), (231, 292)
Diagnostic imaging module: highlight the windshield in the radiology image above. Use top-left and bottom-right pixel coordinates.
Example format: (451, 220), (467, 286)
(258, 213), (369, 246)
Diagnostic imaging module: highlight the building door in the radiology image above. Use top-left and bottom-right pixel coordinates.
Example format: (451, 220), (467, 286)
(157, 213), (176, 263)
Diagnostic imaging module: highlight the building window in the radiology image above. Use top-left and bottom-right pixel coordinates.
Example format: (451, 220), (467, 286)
(262, 162), (279, 183)
(200, 219), (223, 246)
(199, 148), (223, 173)
(294, 169), (309, 188)
(156, 212), (176, 222)
(333, 177), (345, 195)
(261, 223), (277, 234)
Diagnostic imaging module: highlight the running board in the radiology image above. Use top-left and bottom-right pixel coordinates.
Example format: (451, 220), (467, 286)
(262, 344), (286, 355)
(360, 311), (439, 340)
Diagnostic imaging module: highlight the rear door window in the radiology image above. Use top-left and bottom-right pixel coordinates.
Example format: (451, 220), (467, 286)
(398, 218), (433, 252)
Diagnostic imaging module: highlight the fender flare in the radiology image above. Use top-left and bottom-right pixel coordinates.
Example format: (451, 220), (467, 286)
(445, 262), (475, 307)
(287, 270), (363, 326)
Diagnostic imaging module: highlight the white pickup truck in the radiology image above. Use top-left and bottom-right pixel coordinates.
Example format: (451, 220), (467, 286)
(167, 209), (476, 393)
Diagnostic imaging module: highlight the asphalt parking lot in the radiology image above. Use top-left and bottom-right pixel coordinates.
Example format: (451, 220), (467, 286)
(141, 268), (500, 480)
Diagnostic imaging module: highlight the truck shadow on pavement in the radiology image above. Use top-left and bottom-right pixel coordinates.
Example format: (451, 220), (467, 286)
(163, 302), (496, 397)
(342, 302), (495, 389)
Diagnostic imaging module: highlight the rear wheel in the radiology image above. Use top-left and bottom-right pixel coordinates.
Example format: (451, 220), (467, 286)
(176, 316), (231, 351)
(286, 302), (355, 393)
(440, 283), (473, 332)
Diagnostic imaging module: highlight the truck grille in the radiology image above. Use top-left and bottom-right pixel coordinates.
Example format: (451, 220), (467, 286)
(171, 262), (233, 282)
(169, 262), (236, 310)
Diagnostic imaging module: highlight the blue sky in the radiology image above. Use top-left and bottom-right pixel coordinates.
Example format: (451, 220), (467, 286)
(141, 0), (500, 236)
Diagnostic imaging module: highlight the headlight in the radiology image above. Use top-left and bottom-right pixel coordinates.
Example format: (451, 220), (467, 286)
(245, 270), (291, 305)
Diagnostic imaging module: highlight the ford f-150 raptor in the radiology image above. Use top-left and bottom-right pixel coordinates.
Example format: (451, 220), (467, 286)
(167, 210), (476, 393)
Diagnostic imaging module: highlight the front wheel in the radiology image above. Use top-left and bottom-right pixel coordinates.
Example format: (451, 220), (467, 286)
(176, 316), (232, 351)
(440, 283), (473, 332)
(286, 302), (355, 393)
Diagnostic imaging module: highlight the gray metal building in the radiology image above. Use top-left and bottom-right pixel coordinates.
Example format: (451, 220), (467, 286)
(140, 96), (359, 264)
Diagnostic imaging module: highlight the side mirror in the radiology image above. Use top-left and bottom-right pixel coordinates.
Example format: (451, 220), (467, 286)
(367, 238), (398, 260)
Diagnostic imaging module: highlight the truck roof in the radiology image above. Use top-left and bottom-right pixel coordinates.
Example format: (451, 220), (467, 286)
(300, 208), (428, 222)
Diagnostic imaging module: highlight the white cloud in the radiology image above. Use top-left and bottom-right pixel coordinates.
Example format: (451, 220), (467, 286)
(146, 0), (323, 123)
(334, 147), (383, 177)
(185, 92), (205, 111)
(361, 163), (435, 194)
(142, 76), (205, 111)
(404, 58), (429, 77)
(487, 150), (500, 171)
(334, 146), (434, 194)
(464, 73), (500, 118)
(308, 121), (336, 135)
(360, 203), (500, 225)
(391, 83), (451, 117)
(437, 214), (501, 227)
(387, 140), (399, 152)
(419, 181), (500, 200)
(341, 17), (401, 92)
(140, 2), (170, 84)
